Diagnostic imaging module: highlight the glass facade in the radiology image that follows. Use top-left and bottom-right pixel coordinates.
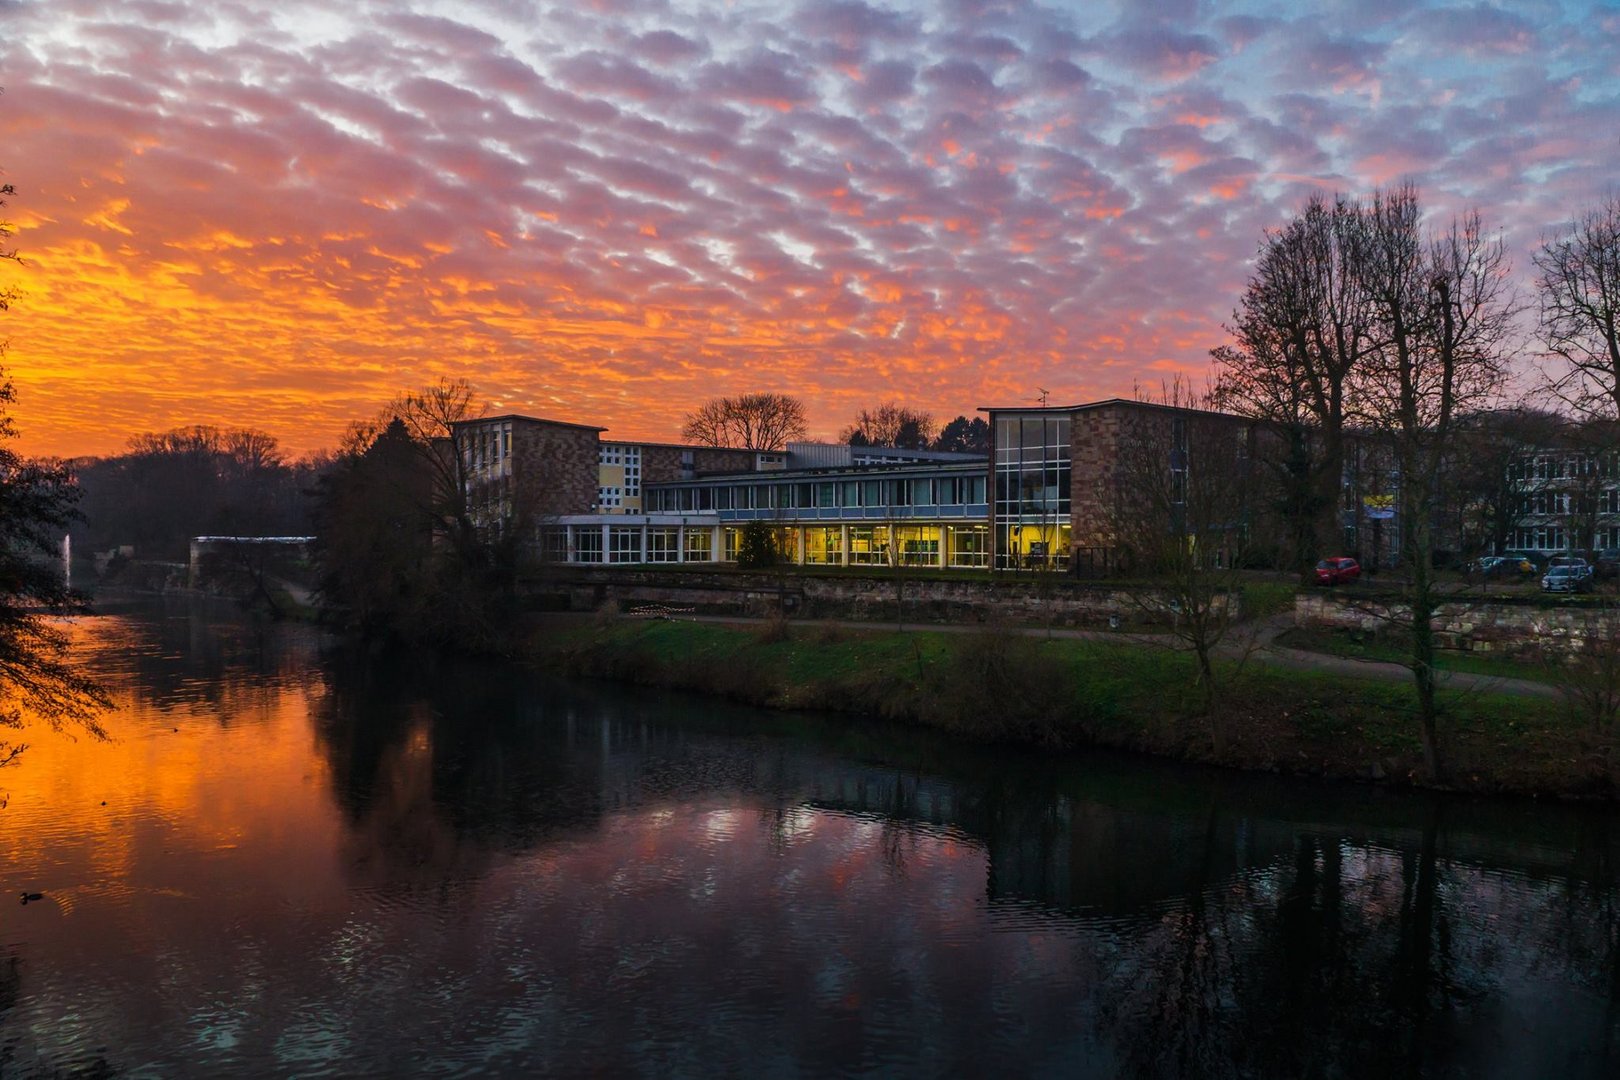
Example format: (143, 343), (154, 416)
(647, 527), (679, 562)
(538, 447), (1061, 571)
(682, 529), (712, 562)
(645, 471), (986, 516)
(994, 414), (1071, 569)
(892, 526), (941, 567)
(803, 526), (842, 565)
(947, 525), (990, 568)
(574, 529), (603, 563)
(848, 526), (888, 566)
(608, 527), (640, 563)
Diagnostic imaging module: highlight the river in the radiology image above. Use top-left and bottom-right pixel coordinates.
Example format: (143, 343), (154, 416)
(1, 599), (1617, 1077)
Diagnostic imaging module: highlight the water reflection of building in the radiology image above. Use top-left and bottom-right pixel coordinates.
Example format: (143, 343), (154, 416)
(312, 650), (1620, 936)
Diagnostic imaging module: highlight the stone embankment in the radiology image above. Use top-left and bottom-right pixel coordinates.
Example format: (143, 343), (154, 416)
(1295, 591), (1618, 658)
(525, 565), (1195, 627)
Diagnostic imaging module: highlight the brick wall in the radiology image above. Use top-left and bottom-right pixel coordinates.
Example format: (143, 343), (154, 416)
(692, 447), (759, 475)
(1070, 404), (1127, 551)
(639, 445), (758, 486)
(514, 421), (599, 517)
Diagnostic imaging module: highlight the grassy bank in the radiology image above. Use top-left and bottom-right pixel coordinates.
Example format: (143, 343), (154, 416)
(1275, 626), (1553, 682)
(533, 616), (1618, 800)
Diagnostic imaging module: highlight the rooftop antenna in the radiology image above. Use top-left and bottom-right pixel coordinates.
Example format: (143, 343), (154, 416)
(1036, 387), (1050, 408)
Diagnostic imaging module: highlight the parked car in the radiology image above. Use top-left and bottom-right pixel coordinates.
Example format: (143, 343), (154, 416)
(1500, 551), (1543, 575)
(1596, 549), (1620, 580)
(1314, 557), (1361, 585)
(1466, 555), (1517, 579)
(1541, 564), (1594, 593)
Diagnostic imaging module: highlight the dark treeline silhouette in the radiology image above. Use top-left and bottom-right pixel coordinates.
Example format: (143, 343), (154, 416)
(73, 425), (324, 561)
(311, 379), (522, 651)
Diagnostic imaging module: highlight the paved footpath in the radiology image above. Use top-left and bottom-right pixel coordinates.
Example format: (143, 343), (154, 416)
(597, 611), (1562, 701)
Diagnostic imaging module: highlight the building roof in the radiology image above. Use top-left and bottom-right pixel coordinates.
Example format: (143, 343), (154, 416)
(450, 413), (607, 432)
(977, 397), (1244, 421)
(601, 439), (766, 453)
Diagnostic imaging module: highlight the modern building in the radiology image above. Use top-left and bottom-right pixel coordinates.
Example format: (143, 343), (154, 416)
(455, 398), (1259, 572)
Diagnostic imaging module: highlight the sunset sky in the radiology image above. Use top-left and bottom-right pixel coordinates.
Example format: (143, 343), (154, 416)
(2, 0), (1617, 458)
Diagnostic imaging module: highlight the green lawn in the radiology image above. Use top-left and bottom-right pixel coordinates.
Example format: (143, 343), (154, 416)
(1274, 626), (1557, 683)
(535, 616), (1603, 797)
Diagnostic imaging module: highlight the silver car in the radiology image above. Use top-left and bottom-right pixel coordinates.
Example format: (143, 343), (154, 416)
(1541, 564), (1594, 593)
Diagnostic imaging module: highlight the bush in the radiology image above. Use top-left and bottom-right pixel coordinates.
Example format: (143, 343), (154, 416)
(928, 628), (1077, 744)
(754, 611), (791, 644)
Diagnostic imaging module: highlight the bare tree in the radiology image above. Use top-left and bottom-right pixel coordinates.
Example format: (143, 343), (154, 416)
(681, 392), (806, 451)
(1448, 408), (1560, 561)
(1104, 382), (1262, 750)
(1537, 196), (1620, 419)
(1357, 188), (1516, 780)
(840, 402), (936, 450)
(1214, 194), (1376, 579)
(381, 377), (485, 560)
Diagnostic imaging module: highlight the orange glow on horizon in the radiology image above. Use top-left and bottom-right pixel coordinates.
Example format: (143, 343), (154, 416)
(0, 210), (1227, 458)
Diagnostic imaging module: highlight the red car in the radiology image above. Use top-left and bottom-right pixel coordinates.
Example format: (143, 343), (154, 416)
(1315, 557), (1361, 585)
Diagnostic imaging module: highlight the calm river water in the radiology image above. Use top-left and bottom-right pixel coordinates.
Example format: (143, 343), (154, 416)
(2, 599), (1619, 1077)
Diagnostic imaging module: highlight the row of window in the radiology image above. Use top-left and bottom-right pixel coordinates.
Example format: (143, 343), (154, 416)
(644, 474), (988, 514)
(1507, 526), (1620, 552)
(463, 424), (513, 473)
(993, 417), (1072, 463)
(543, 524), (994, 567)
(1510, 455), (1616, 481)
(1517, 490), (1620, 516)
(992, 466), (1072, 519)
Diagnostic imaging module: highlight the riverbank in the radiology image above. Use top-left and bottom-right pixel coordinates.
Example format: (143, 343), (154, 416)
(535, 615), (1617, 800)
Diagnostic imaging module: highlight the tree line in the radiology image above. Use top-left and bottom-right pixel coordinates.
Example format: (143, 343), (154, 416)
(679, 391), (990, 454)
(73, 426), (324, 563)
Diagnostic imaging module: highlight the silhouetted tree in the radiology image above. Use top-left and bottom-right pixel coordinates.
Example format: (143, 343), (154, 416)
(932, 415), (990, 454)
(841, 402), (936, 450)
(313, 382), (523, 650)
(75, 425), (315, 560)
(1538, 196), (1620, 420)
(1448, 408), (1561, 559)
(681, 392), (807, 451)
(0, 169), (15, 315)
(311, 418), (433, 640)
(1, 165), (109, 766)
(1214, 193), (1376, 579)
(1358, 188), (1516, 779)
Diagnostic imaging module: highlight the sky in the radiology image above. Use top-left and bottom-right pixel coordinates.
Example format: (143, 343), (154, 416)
(1, 0), (1617, 458)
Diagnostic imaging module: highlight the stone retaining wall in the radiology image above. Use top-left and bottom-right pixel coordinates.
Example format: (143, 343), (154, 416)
(1295, 592), (1620, 656)
(525, 566), (1186, 627)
